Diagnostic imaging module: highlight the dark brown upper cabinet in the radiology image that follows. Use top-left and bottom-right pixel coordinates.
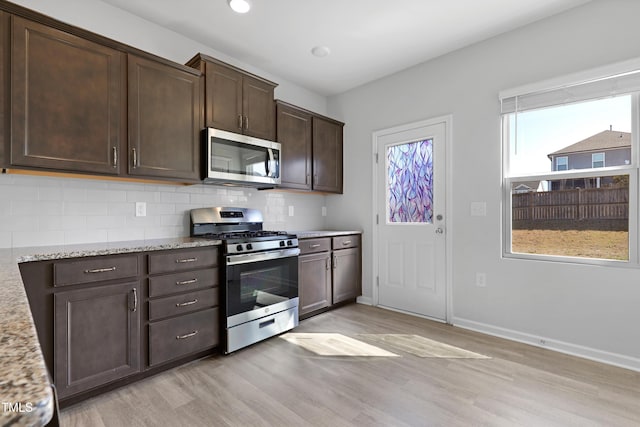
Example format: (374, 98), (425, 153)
(127, 54), (202, 182)
(275, 101), (313, 190)
(10, 16), (125, 175)
(275, 101), (344, 194)
(187, 54), (277, 141)
(313, 116), (344, 193)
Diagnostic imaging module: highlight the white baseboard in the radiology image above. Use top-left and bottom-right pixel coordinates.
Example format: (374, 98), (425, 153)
(356, 296), (373, 306)
(452, 316), (640, 373)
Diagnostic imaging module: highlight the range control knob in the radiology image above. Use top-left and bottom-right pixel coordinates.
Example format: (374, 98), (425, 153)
(287, 240), (293, 246)
(246, 243), (253, 251)
(236, 244), (243, 252)
(279, 240), (286, 247)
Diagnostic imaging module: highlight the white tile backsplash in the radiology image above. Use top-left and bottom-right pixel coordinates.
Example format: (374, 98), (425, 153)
(0, 173), (328, 248)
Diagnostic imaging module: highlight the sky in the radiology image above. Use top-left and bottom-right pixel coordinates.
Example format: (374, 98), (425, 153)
(507, 95), (632, 176)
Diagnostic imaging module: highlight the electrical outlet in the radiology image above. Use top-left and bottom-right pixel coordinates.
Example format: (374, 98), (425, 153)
(135, 202), (146, 217)
(321, 206), (327, 217)
(288, 205), (294, 217)
(475, 272), (486, 287)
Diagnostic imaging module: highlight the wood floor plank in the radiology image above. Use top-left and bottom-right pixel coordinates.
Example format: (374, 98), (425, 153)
(60, 304), (640, 426)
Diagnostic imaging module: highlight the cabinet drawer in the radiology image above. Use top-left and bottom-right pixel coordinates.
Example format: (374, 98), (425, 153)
(54, 255), (139, 287)
(149, 288), (219, 321)
(332, 235), (360, 250)
(149, 307), (219, 366)
(148, 247), (218, 274)
(149, 268), (219, 298)
(299, 238), (330, 255)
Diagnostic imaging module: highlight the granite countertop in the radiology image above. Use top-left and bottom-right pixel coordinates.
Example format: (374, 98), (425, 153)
(293, 230), (362, 239)
(0, 237), (221, 427)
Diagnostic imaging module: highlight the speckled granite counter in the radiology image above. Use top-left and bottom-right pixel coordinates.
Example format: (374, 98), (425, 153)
(0, 237), (220, 427)
(293, 230), (362, 239)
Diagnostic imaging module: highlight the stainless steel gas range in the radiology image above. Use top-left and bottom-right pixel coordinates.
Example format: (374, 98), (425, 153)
(190, 207), (299, 353)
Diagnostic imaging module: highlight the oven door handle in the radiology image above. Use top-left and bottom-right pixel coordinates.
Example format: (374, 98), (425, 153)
(226, 248), (300, 266)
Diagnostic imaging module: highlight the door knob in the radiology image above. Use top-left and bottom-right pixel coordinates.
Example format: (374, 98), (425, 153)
(435, 227), (444, 234)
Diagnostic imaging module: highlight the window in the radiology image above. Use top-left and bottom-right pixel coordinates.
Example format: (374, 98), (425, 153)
(501, 65), (640, 264)
(592, 152), (605, 168)
(556, 156), (568, 171)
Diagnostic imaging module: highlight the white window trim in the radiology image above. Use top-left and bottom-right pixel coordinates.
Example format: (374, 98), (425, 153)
(556, 156), (568, 171)
(500, 63), (640, 266)
(592, 152), (605, 168)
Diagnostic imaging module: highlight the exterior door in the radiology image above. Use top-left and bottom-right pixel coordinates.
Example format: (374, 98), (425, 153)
(375, 120), (447, 320)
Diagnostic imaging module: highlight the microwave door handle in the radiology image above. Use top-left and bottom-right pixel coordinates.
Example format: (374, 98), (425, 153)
(266, 148), (275, 177)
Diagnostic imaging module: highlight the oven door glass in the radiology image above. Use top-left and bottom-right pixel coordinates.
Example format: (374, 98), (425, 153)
(226, 255), (298, 318)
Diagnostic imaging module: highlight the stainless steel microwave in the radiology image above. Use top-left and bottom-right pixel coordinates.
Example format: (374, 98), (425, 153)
(203, 128), (281, 188)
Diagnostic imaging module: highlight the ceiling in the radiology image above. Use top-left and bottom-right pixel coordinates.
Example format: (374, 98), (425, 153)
(100, 0), (591, 96)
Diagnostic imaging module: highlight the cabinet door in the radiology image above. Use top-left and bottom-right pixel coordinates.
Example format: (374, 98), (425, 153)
(205, 61), (243, 134)
(299, 252), (331, 316)
(54, 282), (140, 398)
(11, 16), (124, 174)
(128, 55), (202, 181)
(313, 116), (343, 193)
(243, 75), (275, 140)
(332, 247), (361, 304)
(0, 11), (7, 167)
(276, 103), (312, 190)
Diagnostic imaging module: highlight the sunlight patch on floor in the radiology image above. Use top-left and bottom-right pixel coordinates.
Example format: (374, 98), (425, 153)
(280, 333), (400, 357)
(358, 334), (491, 359)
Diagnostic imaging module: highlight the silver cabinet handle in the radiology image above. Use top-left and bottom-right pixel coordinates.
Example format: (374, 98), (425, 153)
(112, 147), (118, 168)
(238, 115), (243, 129)
(176, 299), (198, 307)
(132, 288), (138, 312)
(176, 257), (198, 263)
(310, 244), (321, 249)
(244, 116), (249, 130)
(325, 257), (330, 270)
(333, 256), (337, 269)
(132, 148), (137, 168)
(342, 240), (352, 245)
(84, 266), (117, 274)
(176, 278), (198, 286)
(176, 331), (198, 340)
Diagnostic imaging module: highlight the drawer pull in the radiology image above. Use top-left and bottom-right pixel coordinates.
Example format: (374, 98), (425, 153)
(176, 331), (198, 340)
(342, 240), (352, 245)
(259, 319), (275, 328)
(176, 257), (198, 264)
(132, 288), (138, 312)
(310, 244), (321, 248)
(176, 278), (198, 286)
(84, 266), (117, 274)
(176, 299), (198, 307)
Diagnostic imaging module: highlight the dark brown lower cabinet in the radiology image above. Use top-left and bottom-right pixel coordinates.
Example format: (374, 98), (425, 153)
(298, 235), (361, 318)
(332, 247), (361, 304)
(299, 252), (331, 316)
(54, 281), (140, 399)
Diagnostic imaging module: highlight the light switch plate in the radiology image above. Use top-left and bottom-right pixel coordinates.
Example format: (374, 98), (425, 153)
(321, 206), (327, 217)
(470, 201), (487, 216)
(135, 202), (146, 217)
(288, 205), (294, 217)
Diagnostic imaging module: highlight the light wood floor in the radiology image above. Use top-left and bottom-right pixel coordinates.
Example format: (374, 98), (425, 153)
(60, 304), (640, 426)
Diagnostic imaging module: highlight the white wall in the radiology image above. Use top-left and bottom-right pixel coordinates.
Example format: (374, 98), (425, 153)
(0, 0), (329, 249)
(327, 0), (640, 369)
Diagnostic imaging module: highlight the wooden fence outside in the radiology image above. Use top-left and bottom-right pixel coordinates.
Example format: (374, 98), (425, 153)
(512, 187), (628, 222)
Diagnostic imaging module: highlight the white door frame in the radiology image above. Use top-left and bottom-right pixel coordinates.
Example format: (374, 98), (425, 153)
(371, 115), (454, 324)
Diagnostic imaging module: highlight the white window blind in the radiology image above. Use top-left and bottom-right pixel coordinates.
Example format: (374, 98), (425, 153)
(501, 68), (640, 114)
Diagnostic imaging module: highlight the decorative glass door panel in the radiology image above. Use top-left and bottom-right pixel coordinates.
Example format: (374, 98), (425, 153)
(387, 139), (433, 223)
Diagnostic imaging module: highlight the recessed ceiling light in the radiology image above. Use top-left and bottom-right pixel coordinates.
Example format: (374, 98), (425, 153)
(228, 0), (251, 14)
(311, 46), (331, 58)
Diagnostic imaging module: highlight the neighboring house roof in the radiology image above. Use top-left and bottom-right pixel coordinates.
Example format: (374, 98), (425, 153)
(514, 181), (541, 191)
(548, 130), (631, 158)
